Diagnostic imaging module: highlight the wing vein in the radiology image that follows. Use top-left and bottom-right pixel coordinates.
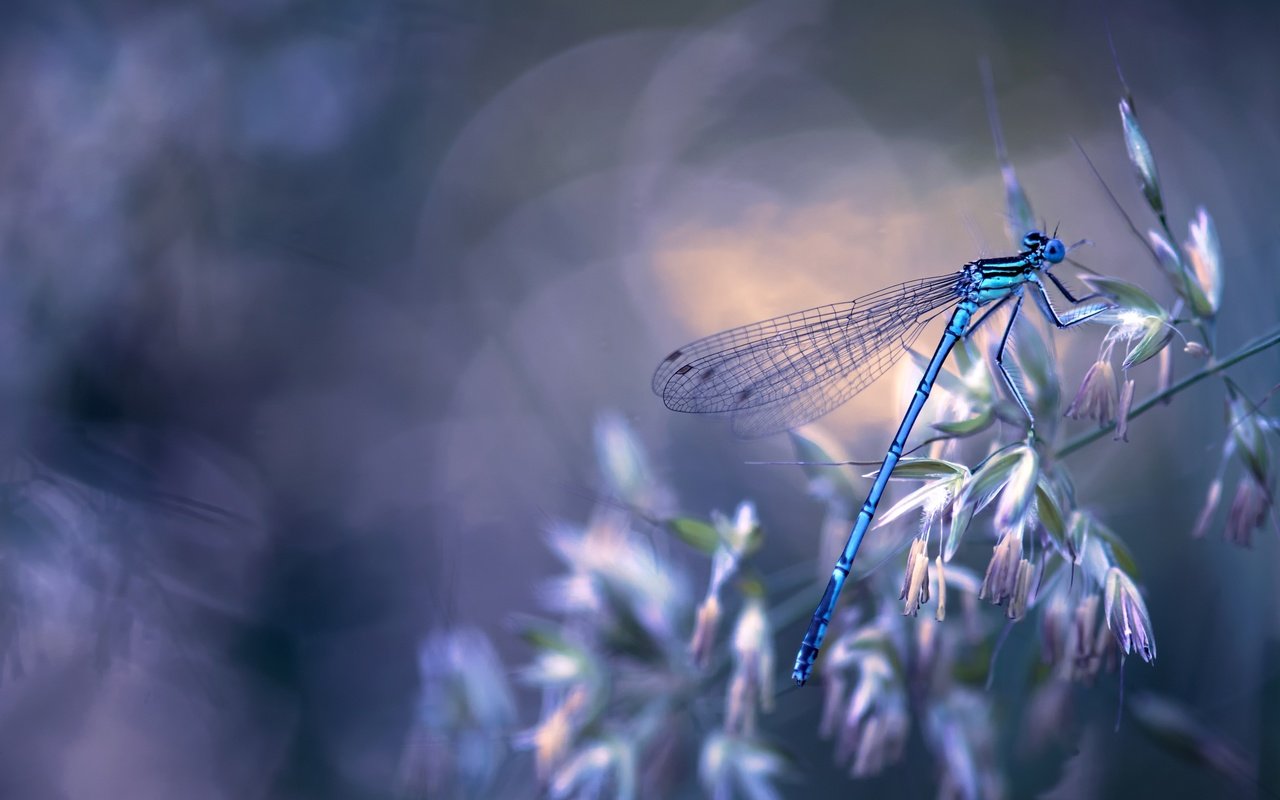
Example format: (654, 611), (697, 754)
(652, 271), (965, 436)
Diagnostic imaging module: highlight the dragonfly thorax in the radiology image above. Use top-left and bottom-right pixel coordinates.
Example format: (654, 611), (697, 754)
(956, 264), (984, 297)
(966, 233), (1062, 305)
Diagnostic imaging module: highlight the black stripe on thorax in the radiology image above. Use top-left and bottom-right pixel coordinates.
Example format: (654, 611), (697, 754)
(973, 254), (1033, 275)
(977, 254), (1029, 270)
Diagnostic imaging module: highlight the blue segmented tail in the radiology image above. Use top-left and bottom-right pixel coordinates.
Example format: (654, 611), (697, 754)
(791, 301), (972, 685)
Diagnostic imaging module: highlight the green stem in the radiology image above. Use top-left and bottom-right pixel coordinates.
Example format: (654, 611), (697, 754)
(1056, 324), (1280, 458)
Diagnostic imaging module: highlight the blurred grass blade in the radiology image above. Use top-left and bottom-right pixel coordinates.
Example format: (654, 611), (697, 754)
(883, 458), (970, 480)
(982, 58), (1036, 244)
(994, 446), (1039, 533)
(1129, 692), (1252, 787)
(788, 428), (860, 506)
(1010, 316), (1060, 416)
(877, 475), (962, 529)
(944, 446), (1031, 560)
(1081, 275), (1165, 317)
(1123, 317), (1174, 369)
(932, 411), (994, 437)
(1183, 207), (1223, 317)
(1147, 228), (1185, 283)
(1226, 384), (1271, 484)
(1119, 96), (1165, 222)
(1035, 480), (1067, 544)
(667, 517), (719, 555)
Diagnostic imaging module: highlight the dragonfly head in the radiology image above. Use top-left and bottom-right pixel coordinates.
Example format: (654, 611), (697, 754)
(1044, 238), (1066, 264)
(1021, 230), (1067, 265)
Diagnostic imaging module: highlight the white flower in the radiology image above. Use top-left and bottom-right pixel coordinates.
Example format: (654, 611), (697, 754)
(1104, 567), (1157, 662)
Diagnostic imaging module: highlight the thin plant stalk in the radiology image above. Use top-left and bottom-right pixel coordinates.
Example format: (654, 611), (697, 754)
(1057, 324), (1280, 458)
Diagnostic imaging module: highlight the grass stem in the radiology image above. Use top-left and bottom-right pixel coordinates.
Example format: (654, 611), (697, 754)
(1056, 323), (1280, 458)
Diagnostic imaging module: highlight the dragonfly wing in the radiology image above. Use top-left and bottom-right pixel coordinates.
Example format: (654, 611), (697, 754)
(728, 314), (943, 437)
(653, 272), (964, 432)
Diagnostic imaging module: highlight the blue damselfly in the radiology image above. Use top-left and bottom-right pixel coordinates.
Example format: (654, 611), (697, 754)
(652, 231), (1110, 685)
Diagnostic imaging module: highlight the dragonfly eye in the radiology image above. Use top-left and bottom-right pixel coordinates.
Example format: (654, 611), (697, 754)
(1044, 238), (1066, 263)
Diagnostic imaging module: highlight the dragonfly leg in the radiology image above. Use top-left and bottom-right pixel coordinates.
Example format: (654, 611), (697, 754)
(1044, 270), (1105, 305)
(994, 291), (1035, 429)
(1034, 279), (1109, 329)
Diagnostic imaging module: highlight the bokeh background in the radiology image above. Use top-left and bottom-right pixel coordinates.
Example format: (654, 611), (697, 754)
(0, 0), (1277, 797)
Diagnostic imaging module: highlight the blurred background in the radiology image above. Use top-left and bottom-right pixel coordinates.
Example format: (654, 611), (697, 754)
(0, 0), (1276, 797)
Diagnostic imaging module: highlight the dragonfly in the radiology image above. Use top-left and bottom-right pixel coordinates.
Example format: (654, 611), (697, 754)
(651, 230), (1111, 686)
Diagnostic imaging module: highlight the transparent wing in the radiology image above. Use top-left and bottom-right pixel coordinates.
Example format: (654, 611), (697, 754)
(653, 272), (965, 436)
(728, 313), (949, 437)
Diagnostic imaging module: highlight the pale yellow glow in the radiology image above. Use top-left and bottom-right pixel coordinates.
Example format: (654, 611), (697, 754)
(648, 189), (980, 433)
